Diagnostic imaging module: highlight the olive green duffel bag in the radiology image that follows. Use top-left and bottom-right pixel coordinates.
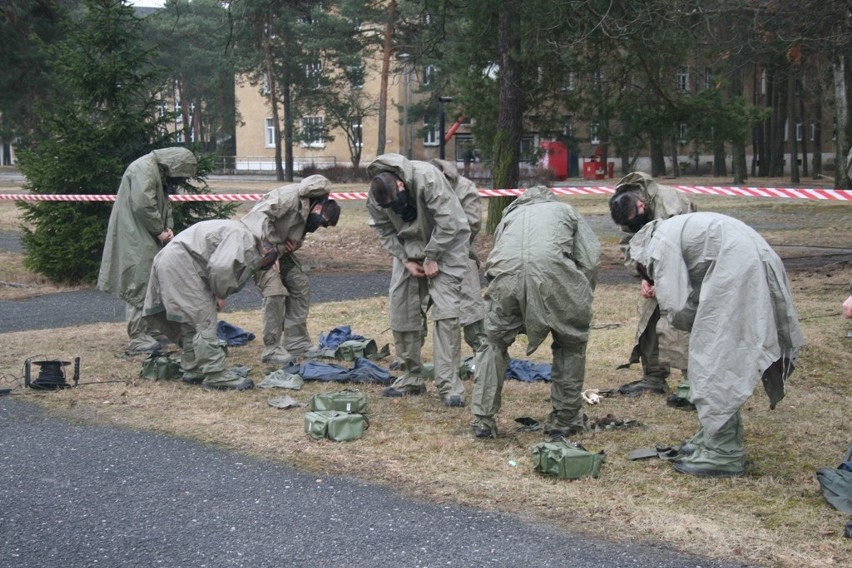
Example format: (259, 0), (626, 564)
(532, 440), (605, 480)
(304, 410), (368, 442)
(308, 389), (368, 414)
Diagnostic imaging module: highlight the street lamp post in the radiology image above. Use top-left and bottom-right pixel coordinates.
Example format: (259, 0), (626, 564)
(438, 96), (453, 160)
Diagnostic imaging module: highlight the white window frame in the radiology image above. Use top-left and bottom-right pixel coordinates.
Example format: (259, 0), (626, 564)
(300, 116), (325, 148)
(265, 118), (276, 148)
(423, 121), (439, 146)
(677, 67), (689, 92)
(351, 121), (363, 148)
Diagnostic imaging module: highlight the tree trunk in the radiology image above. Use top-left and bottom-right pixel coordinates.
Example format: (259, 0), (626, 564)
(262, 28), (284, 182)
(832, 53), (849, 189)
(650, 130), (665, 177)
(812, 81), (823, 179)
(486, 0), (523, 234)
(788, 63), (800, 183)
(376, 0), (396, 157)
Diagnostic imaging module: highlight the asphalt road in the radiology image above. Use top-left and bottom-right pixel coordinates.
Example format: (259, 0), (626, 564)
(0, 400), (751, 568)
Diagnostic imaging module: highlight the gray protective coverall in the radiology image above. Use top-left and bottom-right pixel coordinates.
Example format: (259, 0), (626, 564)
(431, 159), (485, 350)
(366, 154), (471, 400)
(611, 172), (695, 388)
(143, 220), (264, 387)
(97, 147), (197, 353)
(471, 186), (601, 435)
(240, 175), (334, 362)
(630, 213), (804, 475)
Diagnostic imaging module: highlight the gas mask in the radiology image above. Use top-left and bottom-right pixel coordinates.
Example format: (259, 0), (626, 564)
(164, 177), (186, 195)
(626, 212), (650, 233)
(387, 191), (417, 223)
(305, 212), (329, 233)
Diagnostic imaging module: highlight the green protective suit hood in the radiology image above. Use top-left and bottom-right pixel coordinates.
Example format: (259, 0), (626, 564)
(151, 147), (198, 179)
(240, 174), (333, 248)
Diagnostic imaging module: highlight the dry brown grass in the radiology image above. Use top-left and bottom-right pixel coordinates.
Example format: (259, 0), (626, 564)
(1, 175), (851, 567)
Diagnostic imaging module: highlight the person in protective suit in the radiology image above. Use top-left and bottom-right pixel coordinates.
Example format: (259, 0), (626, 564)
(366, 153), (471, 407)
(97, 147), (197, 355)
(471, 186), (601, 438)
(608, 171), (695, 397)
(240, 175), (340, 365)
(142, 219), (279, 391)
(630, 212), (804, 477)
(430, 158), (485, 351)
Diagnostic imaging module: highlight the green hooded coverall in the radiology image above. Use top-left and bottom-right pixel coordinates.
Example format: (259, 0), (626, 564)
(471, 186), (601, 436)
(630, 213), (804, 476)
(240, 175), (334, 363)
(366, 154), (471, 401)
(97, 147), (197, 354)
(143, 220), (264, 388)
(610, 172), (695, 392)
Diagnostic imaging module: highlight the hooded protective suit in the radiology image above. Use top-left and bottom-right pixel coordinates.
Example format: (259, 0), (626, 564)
(630, 212), (804, 439)
(240, 174), (333, 252)
(366, 154), (471, 401)
(98, 148), (197, 306)
(471, 186), (601, 435)
(97, 147), (197, 353)
(143, 220), (264, 386)
(610, 171), (695, 385)
(240, 175), (334, 362)
(430, 158), (485, 346)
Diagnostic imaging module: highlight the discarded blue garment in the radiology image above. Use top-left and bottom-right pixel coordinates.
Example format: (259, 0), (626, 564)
(295, 358), (393, 385)
(506, 359), (552, 382)
(297, 360), (351, 382)
(318, 325), (366, 349)
(217, 320), (256, 346)
(347, 357), (392, 384)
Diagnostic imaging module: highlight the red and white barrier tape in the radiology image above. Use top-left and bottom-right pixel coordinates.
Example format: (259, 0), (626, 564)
(1, 185), (850, 202)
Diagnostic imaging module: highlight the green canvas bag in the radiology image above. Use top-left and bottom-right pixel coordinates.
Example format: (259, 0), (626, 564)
(309, 389), (368, 414)
(304, 410), (368, 442)
(532, 440), (605, 480)
(139, 354), (182, 381)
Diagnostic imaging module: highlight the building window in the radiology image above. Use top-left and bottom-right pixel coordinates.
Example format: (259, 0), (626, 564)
(300, 116), (324, 148)
(810, 122), (817, 142)
(305, 60), (323, 90)
(423, 120), (439, 146)
(347, 65), (365, 90)
(351, 121), (363, 147)
(265, 118), (276, 148)
(561, 71), (577, 92)
(677, 67), (689, 92)
(678, 123), (688, 143)
(562, 116), (573, 138)
(704, 67), (712, 90)
(590, 123), (600, 145)
(795, 122), (803, 142)
(421, 64), (437, 86)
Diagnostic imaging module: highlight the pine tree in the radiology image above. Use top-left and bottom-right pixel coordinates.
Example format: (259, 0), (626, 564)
(17, 0), (233, 283)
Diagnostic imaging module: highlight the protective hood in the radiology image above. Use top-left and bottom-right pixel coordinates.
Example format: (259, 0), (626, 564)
(430, 158), (459, 185)
(151, 147), (197, 178)
(366, 153), (415, 192)
(240, 175), (332, 247)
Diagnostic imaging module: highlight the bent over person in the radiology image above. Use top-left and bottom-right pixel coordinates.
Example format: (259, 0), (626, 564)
(629, 212), (804, 477)
(97, 147), (197, 355)
(240, 175), (340, 365)
(608, 172), (695, 397)
(366, 153), (471, 407)
(471, 186), (601, 438)
(143, 220), (278, 391)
